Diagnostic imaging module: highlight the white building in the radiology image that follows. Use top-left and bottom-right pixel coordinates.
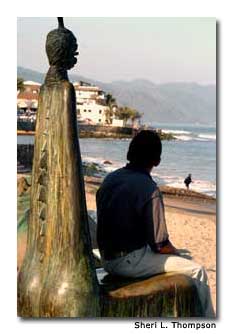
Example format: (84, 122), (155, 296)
(74, 82), (109, 125)
(111, 119), (124, 127)
(74, 82), (105, 102)
(76, 101), (108, 124)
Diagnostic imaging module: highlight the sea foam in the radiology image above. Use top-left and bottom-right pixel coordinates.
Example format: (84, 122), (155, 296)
(198, 133), (216, 140)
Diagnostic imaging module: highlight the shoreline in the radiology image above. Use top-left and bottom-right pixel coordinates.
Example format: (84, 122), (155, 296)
(84, 175), (216, 202)
(17, 129), (175, 140)
(17, 155), (216, 199)
(17, 171), (215, 202)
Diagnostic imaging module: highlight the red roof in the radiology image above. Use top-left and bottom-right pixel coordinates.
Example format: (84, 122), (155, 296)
(18, 91), (39, 100)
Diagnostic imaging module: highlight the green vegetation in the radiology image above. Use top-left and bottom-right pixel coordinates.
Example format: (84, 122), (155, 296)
(156, 129), (175, 140)
(115, 106), (142, 126)
(104, 93), (143, 127)
(105, 93), (116, 124)
(17, 77), (25, 92)
(79, 130), (132, 139)
(83, 162), (104, 176)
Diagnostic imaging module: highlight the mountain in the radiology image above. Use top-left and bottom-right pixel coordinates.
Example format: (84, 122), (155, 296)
(17, 66), (216, 125)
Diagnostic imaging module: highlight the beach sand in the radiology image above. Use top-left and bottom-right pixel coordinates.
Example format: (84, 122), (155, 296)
(164, 197), (216, 312)
(17, 174), (216, 313)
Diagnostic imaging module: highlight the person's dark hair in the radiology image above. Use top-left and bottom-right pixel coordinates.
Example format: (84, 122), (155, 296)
(127, 130), (162, 167)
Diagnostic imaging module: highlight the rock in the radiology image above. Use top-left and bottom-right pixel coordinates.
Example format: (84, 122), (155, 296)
(103, 160), (112, 165)
(17, 177), (31, 196)
(83, 162), (104, 176)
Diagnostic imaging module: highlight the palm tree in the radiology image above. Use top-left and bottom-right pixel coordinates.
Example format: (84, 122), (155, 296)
(106, 93), (116, 107)
(105, 93), (116, 124)
(130, 110), (143, 128)
(115, 106), (133, 126)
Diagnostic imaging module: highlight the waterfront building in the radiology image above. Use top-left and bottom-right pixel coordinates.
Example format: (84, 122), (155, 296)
(17, 80), (123, 127)
(74, 81), (109, 125)
(17, 81), (40, 120)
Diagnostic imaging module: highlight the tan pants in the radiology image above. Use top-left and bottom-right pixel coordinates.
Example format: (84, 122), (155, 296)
(103, 245), (215, 318)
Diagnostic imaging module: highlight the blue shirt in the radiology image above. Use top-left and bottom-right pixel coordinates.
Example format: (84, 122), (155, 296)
(96, 163), (169, 253)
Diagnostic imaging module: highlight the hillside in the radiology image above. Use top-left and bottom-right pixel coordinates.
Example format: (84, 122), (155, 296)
(17, 67), (216, 125)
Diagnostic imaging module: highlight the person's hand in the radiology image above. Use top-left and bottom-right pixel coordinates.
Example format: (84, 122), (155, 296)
(159, 240), (180, 255)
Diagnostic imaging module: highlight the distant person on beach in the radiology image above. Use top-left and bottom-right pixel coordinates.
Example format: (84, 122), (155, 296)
(96, 130), (214, 317)
(184, 174), (192, 189)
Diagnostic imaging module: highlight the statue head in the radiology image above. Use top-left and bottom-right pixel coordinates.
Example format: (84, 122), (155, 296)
(46, 18), (78, 70)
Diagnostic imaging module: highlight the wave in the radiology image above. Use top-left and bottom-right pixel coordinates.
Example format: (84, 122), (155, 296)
(161, 128), (216, 142)
(173, 133), (216, 142)
(193, 137), (209, 142)
(175, 135), (215, 142)
(83, 156), (104, 164)
(162, 129), (191, 135)
(174, 135), (193, 141)
(198, 133), (216, 140)
(82, 156), (121, 175)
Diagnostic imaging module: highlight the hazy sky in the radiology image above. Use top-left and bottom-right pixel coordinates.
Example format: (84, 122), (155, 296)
(17, 17), (216, 84)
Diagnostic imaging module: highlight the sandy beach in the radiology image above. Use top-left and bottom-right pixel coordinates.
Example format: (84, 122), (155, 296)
(17, 174), (216, 313)
(164, 197), (216, 312)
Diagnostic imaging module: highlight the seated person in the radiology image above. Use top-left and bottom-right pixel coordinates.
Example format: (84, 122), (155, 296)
(96, 130), (215, 317)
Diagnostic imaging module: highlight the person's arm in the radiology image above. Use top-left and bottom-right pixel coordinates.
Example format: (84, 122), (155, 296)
(158, 240), (180, 255)
(143, 189), (179, 255)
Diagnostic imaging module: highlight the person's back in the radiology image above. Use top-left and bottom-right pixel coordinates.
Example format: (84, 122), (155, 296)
(96, 165), (157, 254)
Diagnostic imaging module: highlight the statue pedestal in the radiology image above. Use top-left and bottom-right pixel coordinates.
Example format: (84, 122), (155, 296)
(97, 269), (204, 317)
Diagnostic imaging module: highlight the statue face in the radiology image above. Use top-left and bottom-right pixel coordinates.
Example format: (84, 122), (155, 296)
(46, 28), (79, 70)
(65, 35), (78, 70)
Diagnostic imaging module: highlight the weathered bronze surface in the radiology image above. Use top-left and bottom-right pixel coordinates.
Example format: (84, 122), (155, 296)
(17, 18), (100, 317)
(100, 273), (203, 317)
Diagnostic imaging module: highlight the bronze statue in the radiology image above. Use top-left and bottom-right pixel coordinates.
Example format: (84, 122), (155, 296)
(17, 18), (100, 317)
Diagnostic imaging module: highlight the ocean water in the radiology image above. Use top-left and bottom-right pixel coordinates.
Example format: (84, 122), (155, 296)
(17, 123), (216, 197)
